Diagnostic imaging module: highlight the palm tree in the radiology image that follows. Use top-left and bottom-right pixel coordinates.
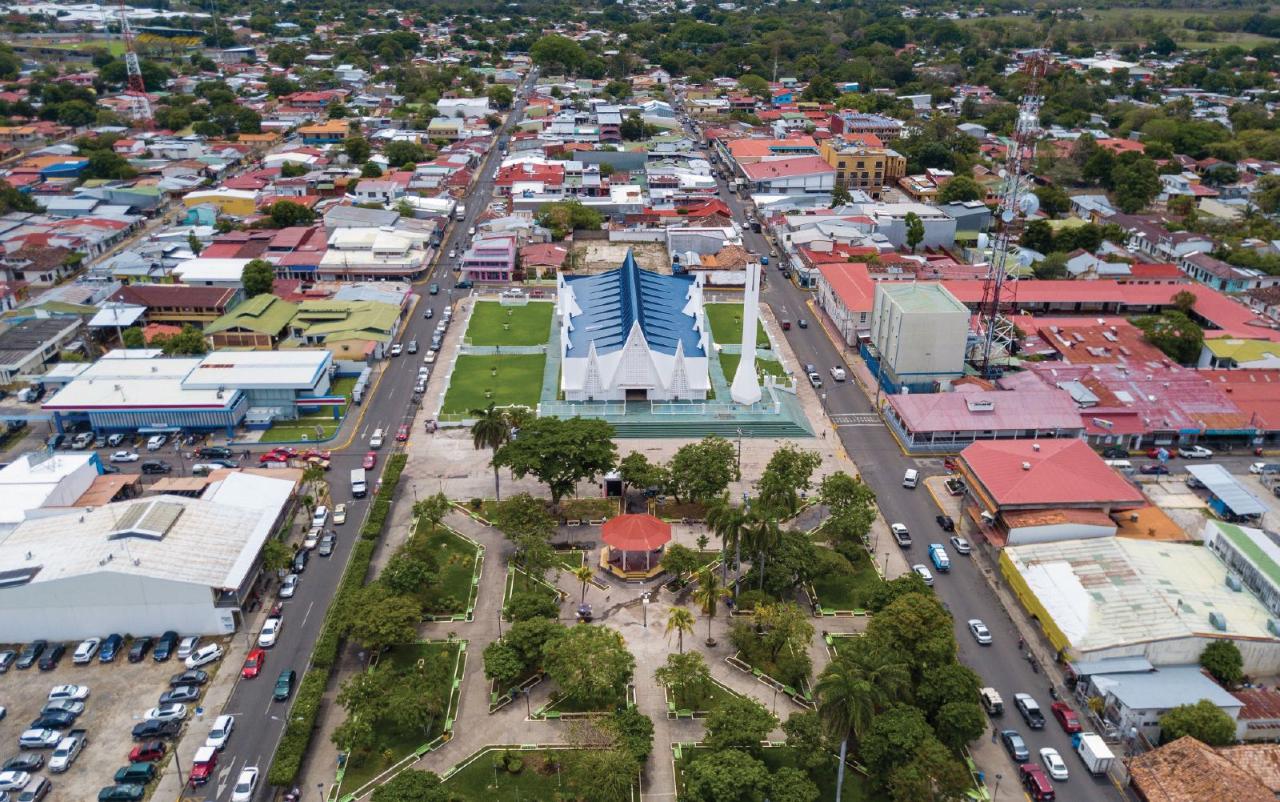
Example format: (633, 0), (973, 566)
(664, 606), (696, 654)
(572, 564), (594, 604)
(470, 403), (512, 500)
(692, 567), (727, 646)
(815, 648), (911, 802)
(706, 495), (748, 591)
(744, 508), (782, 591)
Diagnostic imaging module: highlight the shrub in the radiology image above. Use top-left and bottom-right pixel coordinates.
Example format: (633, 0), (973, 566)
(735, 589), (772, 611)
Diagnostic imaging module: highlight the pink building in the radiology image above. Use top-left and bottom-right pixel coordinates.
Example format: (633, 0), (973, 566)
(460, 236), (517, 283)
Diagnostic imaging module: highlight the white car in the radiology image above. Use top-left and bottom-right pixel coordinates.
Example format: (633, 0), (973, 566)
(912, 564), (934, 586)
(72, 638), (101, 664)
(184, 643), (223, 669)
(1040, 747), (1069, 781)
(333, 504), (347, 525)
(949, 536), (972, 555)
(389, 344), (403, 357)
(1178, 445), (1214, 459)
(278, 573), (299, 599)
(0, 772), (30, 792)
(311, 506), (328, 528)
(258, 617), (283, 648)
(47, 685), (90, 702)
(109, 451), (139, 463)
(205, 714), (235, 750)
(967, 619), (992, 645)
(231, 766), (259, 802)
(144, 703), (188, 722)
(423, 352), (436, 365)
(303, 526), (321, 550)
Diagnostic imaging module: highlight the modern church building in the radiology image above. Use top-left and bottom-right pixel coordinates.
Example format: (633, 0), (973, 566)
(557, 252), (711, 401)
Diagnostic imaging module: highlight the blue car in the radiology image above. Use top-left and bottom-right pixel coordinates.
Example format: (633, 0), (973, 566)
(99, 634), (124, 663)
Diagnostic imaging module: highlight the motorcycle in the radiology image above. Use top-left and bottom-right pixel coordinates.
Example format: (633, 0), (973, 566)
(284, 788), (301, 802)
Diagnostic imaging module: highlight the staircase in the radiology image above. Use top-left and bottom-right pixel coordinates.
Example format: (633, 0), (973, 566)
(608, 417), (812, 439)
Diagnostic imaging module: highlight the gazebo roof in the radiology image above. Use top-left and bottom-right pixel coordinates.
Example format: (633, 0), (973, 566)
(601, 513), (671, 551)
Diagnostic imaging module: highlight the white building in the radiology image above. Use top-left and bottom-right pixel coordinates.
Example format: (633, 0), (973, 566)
(557, 252), (711, 401)
(869, 282), (969, 391)
(0, 452), (102, 537)
(0, 471), (296, 641)
(437, 97), (491, 119)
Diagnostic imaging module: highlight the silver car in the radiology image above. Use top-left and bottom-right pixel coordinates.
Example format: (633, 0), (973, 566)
(278, 574), (299, 599)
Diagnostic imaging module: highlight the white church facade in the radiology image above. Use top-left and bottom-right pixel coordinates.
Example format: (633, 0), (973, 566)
(557, 252), (712, 402)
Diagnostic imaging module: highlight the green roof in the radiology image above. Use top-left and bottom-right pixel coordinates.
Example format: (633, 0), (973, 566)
(1204, 337), (1280, 365)
(291, 300), (399, 343)
(205, 294), (298, 336)
(1216, 522), (1280, 588)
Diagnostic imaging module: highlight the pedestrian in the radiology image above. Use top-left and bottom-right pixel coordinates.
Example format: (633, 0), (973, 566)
(991, 727), (998, 743)
(1018, 635), (1024, 650)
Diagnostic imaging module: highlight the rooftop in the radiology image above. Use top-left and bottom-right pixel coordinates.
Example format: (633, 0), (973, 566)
(962, 439), (1146, 509)
(1129, 737), (1274, 802)
(183, 349), (330, 391)
(888, 388), (1083, 436)
(875, 281), (967, 315)
(203, 293), (298, 336)
(1092, 664), (1241, 712)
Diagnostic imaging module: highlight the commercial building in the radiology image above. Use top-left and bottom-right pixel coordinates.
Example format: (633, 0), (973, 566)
(1205, 521), (1280, 621)
(819, 138), (907, 199)
(1082, 663), (1243, 745)
(867, 282), (968, 392)
(884, 389), (1085, 455)
(557, 251), (710, 402)
(1002, 537), (1280, 674)
(0, 452), (103, 537)
(0, 316), (83, 383)
(0, 471), (296, 641)
(739, 156), (836, 195)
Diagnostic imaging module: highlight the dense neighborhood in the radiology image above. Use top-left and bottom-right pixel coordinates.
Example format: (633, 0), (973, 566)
(4, 1), (1280, 802)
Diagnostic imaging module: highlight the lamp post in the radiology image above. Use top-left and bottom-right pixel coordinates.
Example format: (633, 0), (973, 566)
(993, 772), (1003, 800)
(735, 427), (743, 472)
(524, 688), (532, 718)
(642, 592), (650, 627)
(820, 392), (827, 416)
(318, 782), (326, 801)
(497, 608), (503, 638)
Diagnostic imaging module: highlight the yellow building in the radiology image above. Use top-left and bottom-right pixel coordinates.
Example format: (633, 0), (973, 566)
(181, 188), (259, 218)
(819, 140), (907, 200)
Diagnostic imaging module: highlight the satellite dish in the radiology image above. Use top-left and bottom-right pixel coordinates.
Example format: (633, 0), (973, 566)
(997, 168), (1009, 178)
(1001, 209), (1015, 223)
(1018, 192), (1040, 217)
(977, 232), (989, 250)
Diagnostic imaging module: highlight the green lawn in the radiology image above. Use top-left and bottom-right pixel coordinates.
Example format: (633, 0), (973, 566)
(466, 301), (554, 346)
(666, 677), (738, 713)
(552, 549), (587, 573)
(810, 556), (884, 612)
(259, 376), (357, 443)
(676, 746), (868, 802)
(443, 749), (631, 800)
(43, 40), (127, 56)
(441, 354), (545, 415)
(406, 523), (481, 616)
(705, 302), (770, 347)
(339, 641), (463, 793)
(503, 565), (562, 608)
(542, 686), (628, 715)
(718, 354), (787, 384)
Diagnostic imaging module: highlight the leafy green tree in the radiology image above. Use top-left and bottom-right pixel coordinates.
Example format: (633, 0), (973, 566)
(344, 135), (371, 163)
(1020, 219), (1055, 254)
(122, 327), (147, 349)
(864, 592), (956, 677)
(384, 141), (426, 169)
(703, 695), (777, 754)
(241, 258), (275, 297)
(860, 703), (934, 780)
(542, 624), (635, 709)
(1111, 156), (1161, 213)
(1034, 184), (1072, 217)
(155, 324), (208, 355)
(341, 583), (421, 652)
(937, 175), (983, 204)
(770, 767), (820, 802)
(667, 436), (739, 504)
(618, 451), (667, 494)
(664, 606), (696, 653)
(830, 184), (854, 208)
(1033, 252), (1069, 280)
(757, 444), (821, 518)
(505, 617), (565, 666)
(1200, 640), (1244, 687)
(783, 710), (834, 773)
(83, 149), (137, 180)
(492, 492), (555, 543)
(492, 417), (617, 504)
(1173, 290), (1197, 314)
(268, 200), (315, 228)
(655, 651), (713, 709)
(260, 539), (293, 573)
(370, 770), (450, 802)
(737, 73), (770, 100)
(1134, 310), (1204, 365)
(819, 472), (877, 547)
(1159, 699), (1237, 746)
(885, 736), (971, 802)
(482, 640), (524, 686)
(503, 588), (559, 622)
(659, 543), (703, 581)
(904, 211), (924, 253)
(706, 496), (749, 587)
(380, 553), (438, 597)
(0, 180), (38, 214)
(486, 84), (514, 110)
(692, 567), (727, 644)
(470, 403), (518, 499)
(682, 750), (770, 802)
(607, 707), (655, 761)
(529, 34), (587, 73)
(535, 199), (604, 240)
(933, 701), (987, 752)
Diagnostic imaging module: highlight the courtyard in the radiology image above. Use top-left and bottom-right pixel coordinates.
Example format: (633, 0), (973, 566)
(440, 354), (545, 415)
(465, 300), (554, 347)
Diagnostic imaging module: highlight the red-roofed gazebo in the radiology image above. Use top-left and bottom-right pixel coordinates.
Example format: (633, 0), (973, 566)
(600, 514), (671, 580)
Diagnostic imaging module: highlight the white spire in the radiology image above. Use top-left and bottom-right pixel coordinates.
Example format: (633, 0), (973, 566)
(731, 262), (763, 406)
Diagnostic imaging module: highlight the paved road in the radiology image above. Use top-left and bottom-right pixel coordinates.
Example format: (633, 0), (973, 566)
(198, 72), (540, 801)
(700, 161), (1125, 800)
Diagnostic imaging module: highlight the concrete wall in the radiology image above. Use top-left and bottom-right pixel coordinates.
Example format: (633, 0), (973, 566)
(1006, 523), (1116, 545)
(869, 286), (968, 383)
(0, 572), (235, 641)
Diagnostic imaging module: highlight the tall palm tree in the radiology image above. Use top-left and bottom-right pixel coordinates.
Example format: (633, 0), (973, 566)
(706, 495), (748, 591)
(692, 567), (727, 646)
(664, 606), (696, 653)
(815, 648), (911, 802)
(469, 403), (511, 500)
(572, 564), (594, 604)
(744, 509), (782, 591)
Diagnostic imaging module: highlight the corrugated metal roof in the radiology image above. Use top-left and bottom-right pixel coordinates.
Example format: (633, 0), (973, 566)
(562, 251), (703, 357)
(1186, 464), (1266, 516)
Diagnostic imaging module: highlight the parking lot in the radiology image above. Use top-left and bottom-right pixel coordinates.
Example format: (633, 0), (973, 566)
(0, 637), (230, 800)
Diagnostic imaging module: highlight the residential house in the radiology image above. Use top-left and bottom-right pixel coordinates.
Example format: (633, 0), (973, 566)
(203, 293), (298, 349)
(297, 120), (350, 145)
(108, 284), (241, 329)
(286, 299), (401, 360)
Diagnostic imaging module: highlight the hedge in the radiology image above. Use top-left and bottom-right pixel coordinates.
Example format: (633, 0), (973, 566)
(266, 452), (408, 787)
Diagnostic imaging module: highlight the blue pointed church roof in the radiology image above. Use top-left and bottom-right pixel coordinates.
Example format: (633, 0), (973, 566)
(563, 251), (704, 357)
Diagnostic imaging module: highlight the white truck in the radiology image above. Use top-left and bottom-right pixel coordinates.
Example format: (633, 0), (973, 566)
(350, 468), (368, 498)
(49, 729), (87, 772)
(454, 205), (466, 221)
(1073, 731), (1115, 776)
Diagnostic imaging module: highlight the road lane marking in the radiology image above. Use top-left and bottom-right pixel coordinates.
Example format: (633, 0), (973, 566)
(300, 600), (315, 627)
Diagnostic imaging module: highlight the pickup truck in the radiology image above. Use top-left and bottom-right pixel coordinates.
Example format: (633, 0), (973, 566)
(49, 729), (87, 772)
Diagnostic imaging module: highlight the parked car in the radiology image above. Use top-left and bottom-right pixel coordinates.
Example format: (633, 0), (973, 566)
(303, 527), (321, 550)
(1001, 729), (1030, 762)
(241, 649), (265, 679)
(389, 344), (403, 357)
(273, 669), (296, 701)
(72, 639), (101, 665)
(406, 340), (418, 354)
(0, 650), (15, 673)
(1040, 747), (1068, 781)
(97, 784), (144, 801)
(257, 618), (282, 649)
(139, 461), (171, 475)
(807, 371), (822, 388)
(1101, 447), (1129, 459)
(17, 730), (61, 751)
(184, 644), (222, 670)
(1178, 445), (1214, 459)
(29, 711), (76, 730)
(292, 549), (309, 574)
(142, 704), (187, 723)
(1050, 701), (1081, 734)
(278, 574), (299, 599)
(318, 533), (336, 557)
(109, 451), (139, 463)
(935, 514), (955, 532)
(15, 642), (45, 671)
(396, 424), (410, 441)
(15, 776), (49, 802)
(1139, 463), (1170, 475)
(158, 686), (200, 706)
(112, 764), (155, 785)
(40, 700), (82, 718)
(37, 645), (65, 672)
(98, 634), (123, 663)
(48, 729), (86, 773)
(196, 447), (232, 460)
(176, 637), (199, 660)
(333, 504), (346, 525)
(949, 536), (972, 554)
(2, 756), (42, 774)
(911, 564), (934, 586)
(968, 619), (992, 645)
(47, 686), (89, 702)
(127, 742), (165, 763)
(0, 772), (31, 792)
(152, 632), (178, 663)
(106, 433), (126, 447)
(127, 638), (152, 663)
(206, 715), (234, 751)
(891, 523), (911, 547)
(168, 669), (207, 687)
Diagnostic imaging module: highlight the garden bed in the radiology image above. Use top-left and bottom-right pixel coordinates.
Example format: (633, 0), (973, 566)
(409, 523), (484, 620)
(718, 353), (787, 385)
(806, 556), (883, 615)
(673, 744), (867, 802)
(726, 650), (814, 709)
(532, 685), (635, 719)
(662, 676), (739, 719)
(654, 499), (708, 521)
(704, 302), (770, 347)
(503, 564), (565, 608)
(441, 746), (636, 800)
(558, 496), (619, 523)
(663, 551), (723, 592)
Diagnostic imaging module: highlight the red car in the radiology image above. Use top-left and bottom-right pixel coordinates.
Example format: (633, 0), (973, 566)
(362, 451), (377, 470)
(129, 741), (166, 762)
(1051, 701), (1081, 733)
(259, 452), (290, 464)
(241, 648), (266, 679)
(303, 449), (331, 460)
(1146, 447), (1173, 459)
(395, 424), (409, 442)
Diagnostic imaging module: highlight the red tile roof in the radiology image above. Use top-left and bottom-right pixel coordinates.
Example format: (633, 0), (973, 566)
(960, 439), (1145, 508)
(816, 261), (874, 313)
(740, 156), (835, 180)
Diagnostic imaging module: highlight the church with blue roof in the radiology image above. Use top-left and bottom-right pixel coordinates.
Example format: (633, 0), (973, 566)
(556, 251), (711, 402)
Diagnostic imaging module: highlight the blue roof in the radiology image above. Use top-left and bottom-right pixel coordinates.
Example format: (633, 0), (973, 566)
(563, 251), (703, 358)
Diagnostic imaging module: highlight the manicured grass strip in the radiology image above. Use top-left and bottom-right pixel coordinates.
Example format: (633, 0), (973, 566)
(718, 353), (786, 384)
(809, 558), (884, 611)
(465, 300), (554, 346)
(441, 354), (545, 414)
(704, 302), (769, 347)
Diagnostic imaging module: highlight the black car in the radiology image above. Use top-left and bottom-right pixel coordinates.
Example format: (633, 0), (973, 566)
(158, 685), (200, 705)
(130, 720), (181, 740)
(16, 640), (46, 670)
(3, 753), (44, 772)
(30, 711), (76, 729)
(37, 643), (66, 671)
(1101, 446), (1129, 459)
(292, 549), (308, 573)
(195, 446), (232, 459)
(168, 669), (208, 687)
(99, 634), (124, 663)
(140, 461), (171, 475)
(127, 637), (152, 663)
(152, 632), (178, 662)
(935, 514), (955, 532)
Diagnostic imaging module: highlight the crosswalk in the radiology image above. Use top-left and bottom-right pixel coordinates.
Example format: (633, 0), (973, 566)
(830, 412), (882, 427)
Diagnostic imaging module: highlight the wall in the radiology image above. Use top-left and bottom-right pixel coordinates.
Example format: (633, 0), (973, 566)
(870, 287), (968, 383)
(1006, 522), (1116, 545)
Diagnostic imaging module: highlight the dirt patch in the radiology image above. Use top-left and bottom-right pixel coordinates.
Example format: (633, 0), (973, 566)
(0, 638), (229, 800)
(567, 241), (669, 274)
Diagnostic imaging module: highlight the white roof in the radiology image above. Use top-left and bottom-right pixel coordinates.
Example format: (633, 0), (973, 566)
(41, 353), (231, 411)
(183, 188), (258, 201)
(182, 350), (330, 391)
(172, 258), (252, 282)
(0, 452), (99, 526)
(89, 304), (147, 328)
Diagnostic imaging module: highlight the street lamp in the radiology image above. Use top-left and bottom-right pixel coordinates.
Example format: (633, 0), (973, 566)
(735, 428), (743, 472)
(318, 783), (326, 801)
(820, 392), (827, 414)
(993, 772), (1003, 800)
(642, 592), (650, 627)
(524, 688), (532, 718)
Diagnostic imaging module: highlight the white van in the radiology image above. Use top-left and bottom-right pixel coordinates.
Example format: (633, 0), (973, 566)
(1104, 459), (1134, 473)
(369, 428), (384, 449)
(902, 469), (919, 489)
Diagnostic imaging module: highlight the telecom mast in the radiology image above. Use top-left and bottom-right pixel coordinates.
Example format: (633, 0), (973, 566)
(975, 51), (1047, 377)
(118, 0), (152, 124)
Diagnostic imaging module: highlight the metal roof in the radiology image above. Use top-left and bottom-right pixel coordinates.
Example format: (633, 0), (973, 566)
(1186, 464), (1266, 516)
(562, 250), (703, 357)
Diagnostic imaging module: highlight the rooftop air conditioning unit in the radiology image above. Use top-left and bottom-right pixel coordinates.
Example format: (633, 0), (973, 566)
(1021, 462), (1032, 470)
